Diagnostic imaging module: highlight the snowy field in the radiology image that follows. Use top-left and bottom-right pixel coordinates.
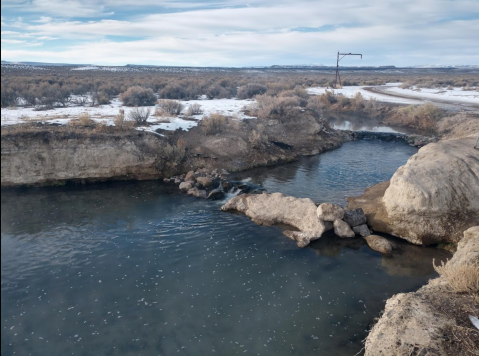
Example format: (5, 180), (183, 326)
(3, 83), (478, 132)
(307, 83), (479, 106)
(1, 97), (256, 133)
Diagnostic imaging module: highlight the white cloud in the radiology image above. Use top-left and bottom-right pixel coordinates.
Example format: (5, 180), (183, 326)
(1, 0), (478, 66)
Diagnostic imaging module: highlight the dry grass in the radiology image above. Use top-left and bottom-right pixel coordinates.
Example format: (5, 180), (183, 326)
(69, 112), (95, 126)
(434, 259), (479, 294)
(201, 113), (227, 135)
(249, 124), (269, 149)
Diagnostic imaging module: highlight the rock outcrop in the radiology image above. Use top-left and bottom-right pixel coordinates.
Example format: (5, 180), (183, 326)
(348, 136), (479, 245)
(221, 193), (326, 247)
(364, 226), (479, 356)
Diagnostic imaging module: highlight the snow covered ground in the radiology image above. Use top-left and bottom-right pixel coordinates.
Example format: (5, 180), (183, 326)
(307, 83), (479, 106)
(307, 83), (419, 104)
(1, 97), (255, 132)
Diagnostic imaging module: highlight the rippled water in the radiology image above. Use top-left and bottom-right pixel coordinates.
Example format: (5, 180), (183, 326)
(1, 140), (450, 356)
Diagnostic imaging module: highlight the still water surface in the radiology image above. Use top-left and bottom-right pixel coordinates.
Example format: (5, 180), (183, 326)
(1, 140), (450, 356)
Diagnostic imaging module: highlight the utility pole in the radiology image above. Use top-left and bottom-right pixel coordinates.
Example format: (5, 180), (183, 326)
(334, 52), (362, 88)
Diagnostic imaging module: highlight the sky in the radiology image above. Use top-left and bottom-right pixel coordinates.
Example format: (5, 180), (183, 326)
(1, 0), (479, 67)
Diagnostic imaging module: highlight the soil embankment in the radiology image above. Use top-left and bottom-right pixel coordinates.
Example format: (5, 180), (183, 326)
(364, 226), (479, 356)
(1, 113), (345, 187)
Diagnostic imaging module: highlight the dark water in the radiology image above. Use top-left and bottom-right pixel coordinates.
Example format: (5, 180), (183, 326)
(1, 140), (450, 356)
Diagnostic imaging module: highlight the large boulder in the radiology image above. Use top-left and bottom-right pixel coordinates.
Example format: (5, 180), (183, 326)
(317, 203), (344, 221)
(349, 136), (479, 245)
(333, 219), (355, 238)
(221, 193), (326, 247)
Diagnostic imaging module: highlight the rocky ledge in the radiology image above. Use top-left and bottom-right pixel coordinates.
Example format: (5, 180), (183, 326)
(364, 226), (479, 356)
(220, 193), (392, 251)
(348, 135), (479, 245)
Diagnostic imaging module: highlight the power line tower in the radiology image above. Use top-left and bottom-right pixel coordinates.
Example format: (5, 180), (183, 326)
(334, 52), (362, 88)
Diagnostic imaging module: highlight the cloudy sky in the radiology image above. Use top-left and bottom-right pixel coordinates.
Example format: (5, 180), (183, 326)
(1, 0), (478, 67)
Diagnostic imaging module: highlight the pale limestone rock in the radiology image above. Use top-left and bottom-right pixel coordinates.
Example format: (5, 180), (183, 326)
(364, 235), (393, 254)
(221, 193), (326, 247)
(179, 181), (194, 191)
(349, 136), (479, 245)
(196, 177), (213, 188)
(333, 219), (355, 238)
(316, 203), (344, 222)
(185, 171), (196, 182)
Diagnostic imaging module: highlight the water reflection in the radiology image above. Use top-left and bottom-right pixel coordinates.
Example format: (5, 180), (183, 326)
(324, 112), (422, 135)
(232, 140), (418, 205)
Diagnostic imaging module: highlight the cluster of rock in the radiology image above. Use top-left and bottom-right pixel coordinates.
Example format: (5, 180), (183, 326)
(165, 169), (265, 201)
(164, 169), (230, 200)
(221, 193), (395, 254)
(317, 203), (395, 254)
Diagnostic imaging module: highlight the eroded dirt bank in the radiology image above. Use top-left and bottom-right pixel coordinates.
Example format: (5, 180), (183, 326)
(1, 113), (346, 187)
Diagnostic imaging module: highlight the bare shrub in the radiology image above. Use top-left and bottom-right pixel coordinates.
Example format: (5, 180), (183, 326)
(128, 107), (151, 125)
(236, 83), (267, 99)
(158, 143), (186, 164)
(158, 100), (184, 115)
(186, 103), (203, 116)
(159, 83), (190, 100)
(385, 103), (444, 131)
(253, 94), (301, 121)
(202, 113), (227, 135)
(434, 260), (479, 294)
(249, 124), (269, 149)
(120, 86), (157, 107)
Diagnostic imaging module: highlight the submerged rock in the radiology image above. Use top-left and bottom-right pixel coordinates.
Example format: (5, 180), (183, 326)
(187, 188), (207, 198)
(364, 235), (394, 254)
(221, 192), (326, 247)
(317, 203), (344, 222)
(207, 190), (225, 201)
(333, 219), (355, 238)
